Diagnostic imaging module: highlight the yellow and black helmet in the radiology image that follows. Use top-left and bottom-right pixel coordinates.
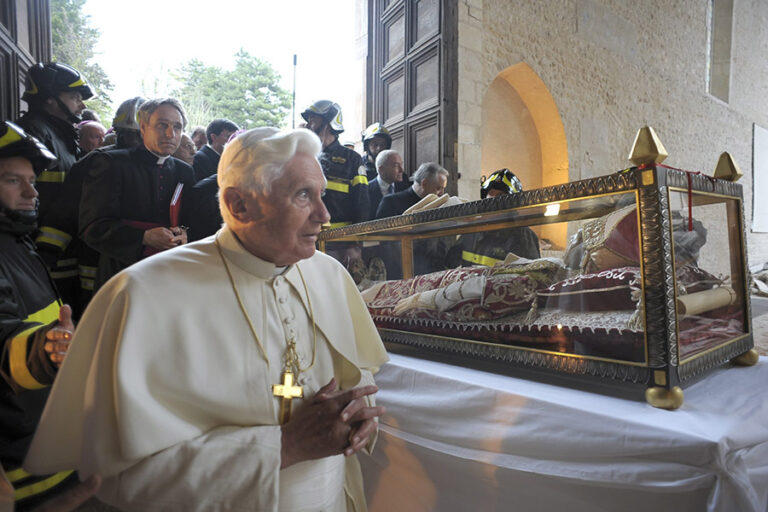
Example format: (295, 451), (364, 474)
(362, 123), (392, 152)
(480, 168), (524, 198)
(301, 100), (344, 134)
(22, 62), (94, 104)
(0, 121), (57, 173)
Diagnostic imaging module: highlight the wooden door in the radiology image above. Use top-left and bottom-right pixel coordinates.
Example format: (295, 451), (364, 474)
(367, 0), (458, 194)
(0, 0), (50, 121)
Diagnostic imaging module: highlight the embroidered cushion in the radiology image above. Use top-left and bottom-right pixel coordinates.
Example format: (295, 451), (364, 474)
(537, 266), (641, 311)
(538, 264), (720, 312)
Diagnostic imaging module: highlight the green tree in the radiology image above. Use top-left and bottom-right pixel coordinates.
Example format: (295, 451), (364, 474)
(173, 49), (291, 130)
(50, 0), (114, 122)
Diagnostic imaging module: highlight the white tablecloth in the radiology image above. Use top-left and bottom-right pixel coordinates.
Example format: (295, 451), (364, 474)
(361, 354), (768, 512)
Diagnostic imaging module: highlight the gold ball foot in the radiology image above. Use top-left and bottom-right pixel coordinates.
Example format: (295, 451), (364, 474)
(645, 386), (684, 410)
(731, 348), (759, 366)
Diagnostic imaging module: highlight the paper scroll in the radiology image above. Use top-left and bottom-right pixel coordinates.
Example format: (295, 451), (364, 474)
(676, 286), (737, 318)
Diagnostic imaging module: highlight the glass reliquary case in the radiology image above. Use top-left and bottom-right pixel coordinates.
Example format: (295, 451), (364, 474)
(319, 135), (756, 409)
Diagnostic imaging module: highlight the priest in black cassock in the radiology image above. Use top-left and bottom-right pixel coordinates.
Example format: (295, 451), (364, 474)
(78, 98), (195, 291)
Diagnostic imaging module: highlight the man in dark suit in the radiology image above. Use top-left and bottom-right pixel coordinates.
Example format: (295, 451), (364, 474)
(368, 149), (403, 219)
(375, 161), (448, 219)
(192, 118), (239, 181)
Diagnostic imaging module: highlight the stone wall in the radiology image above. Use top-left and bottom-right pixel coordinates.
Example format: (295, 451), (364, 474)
(457, 0), (485, 199)
(457, 0), (768, 265)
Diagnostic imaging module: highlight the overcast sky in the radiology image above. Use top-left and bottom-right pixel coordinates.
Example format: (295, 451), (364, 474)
(83, 0), (360, 130)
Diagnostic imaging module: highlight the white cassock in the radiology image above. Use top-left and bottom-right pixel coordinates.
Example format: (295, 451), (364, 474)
(24, 226), (389, 511)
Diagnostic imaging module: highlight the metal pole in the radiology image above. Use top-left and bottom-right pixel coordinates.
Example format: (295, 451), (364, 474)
(292, 54), (297, 129)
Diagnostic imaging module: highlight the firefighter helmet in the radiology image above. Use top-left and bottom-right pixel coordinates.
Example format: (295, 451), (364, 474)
(22, 62), (94, 104)
(362, 123), (392, 153)
(112, 96), (145, 130)
(480, 168), (524, 198)
(0, 121), (57, 173)
(301, 100), (344, 134)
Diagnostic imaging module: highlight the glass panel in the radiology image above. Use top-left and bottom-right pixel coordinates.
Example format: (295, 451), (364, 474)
(325, 241), (403, 284)
(385, 14), (405, 66)
(670, 190), (746, 360)
(16, 1), (30, 52)
(413, 52), (439, 109)
(415, 0), (439, 43)
(414, 122), (438, 166)
(384, 73), (404, 124)
(331, 191), (647, 364)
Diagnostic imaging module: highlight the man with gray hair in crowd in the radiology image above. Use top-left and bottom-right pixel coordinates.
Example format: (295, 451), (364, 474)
(375, 161), (448, 219)
(368, 148), (404, 219)
(26, 126), (388, 511)
(77, 97), (195, 291)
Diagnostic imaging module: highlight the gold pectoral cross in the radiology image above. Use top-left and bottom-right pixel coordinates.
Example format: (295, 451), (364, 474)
(272, 370), (303, 424)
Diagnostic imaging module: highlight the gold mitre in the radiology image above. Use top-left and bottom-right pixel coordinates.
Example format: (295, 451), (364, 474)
(713, 152), (743, 182)
(628, 126), (668, 166)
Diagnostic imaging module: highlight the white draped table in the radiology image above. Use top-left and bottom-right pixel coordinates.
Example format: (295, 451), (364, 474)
(361, 354), (768, 512)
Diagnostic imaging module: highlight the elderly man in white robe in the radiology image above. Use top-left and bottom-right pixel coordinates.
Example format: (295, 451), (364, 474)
(23, 127), (389, 511)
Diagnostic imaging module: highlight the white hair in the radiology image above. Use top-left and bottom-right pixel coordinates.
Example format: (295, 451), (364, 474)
(375, 149), (400, 171)
(217, 127), (322, 225)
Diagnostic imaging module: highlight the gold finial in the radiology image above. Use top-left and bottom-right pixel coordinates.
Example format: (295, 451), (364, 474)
(731, 348), (759, 366)
(713, 152), (743, 182)
(645, 386), (684, 410)
(628, 126), (668, 165)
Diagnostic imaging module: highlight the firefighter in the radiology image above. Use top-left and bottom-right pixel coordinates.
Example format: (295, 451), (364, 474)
(450, 169), (541, 268)
(361, 122), (392, 182)
(302, 100), (370, 226)
(36, 97), (147, 315)
(0, 121), (80, 510)
(15, 62), (94, 315)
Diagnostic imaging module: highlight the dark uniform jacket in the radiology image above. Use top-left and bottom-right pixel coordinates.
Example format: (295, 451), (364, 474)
(14, 110), (80, 221)
(363, 154), (377, 182)
(320, 140), (370, 226)
(16, 110), (82, 312)
(186, 173), (222, 242)
(0, 214), (77, 509)
(450, 227), (541, 268)
(79, 145), (195, 291)
(192, 144), (220, 182)
(375, 187), (420, 219)
(34, 149), (116, 317)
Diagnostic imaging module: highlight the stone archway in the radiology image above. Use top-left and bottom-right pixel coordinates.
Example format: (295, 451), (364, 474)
(481, 62), (569, 248)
